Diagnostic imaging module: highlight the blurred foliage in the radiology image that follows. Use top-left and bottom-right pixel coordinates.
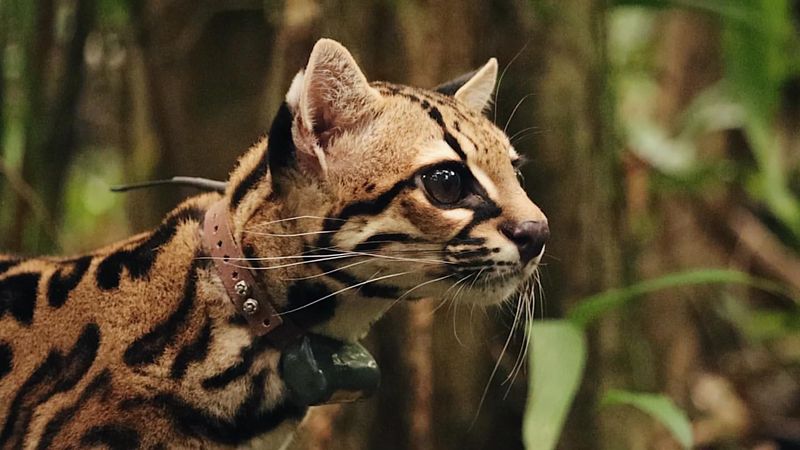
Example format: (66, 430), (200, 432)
(522, 0), (800, 448)
(523, 321), (586, 450)
(601, 389), (693, 449)
(525, 268), (792, 448)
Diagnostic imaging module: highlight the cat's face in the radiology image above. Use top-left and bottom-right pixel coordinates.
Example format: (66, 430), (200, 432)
(231, 39), (547, 336)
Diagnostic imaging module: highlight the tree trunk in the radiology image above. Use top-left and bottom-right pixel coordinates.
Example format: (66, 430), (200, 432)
(5, 0), (95, 254)
(525, 0), (626, 448)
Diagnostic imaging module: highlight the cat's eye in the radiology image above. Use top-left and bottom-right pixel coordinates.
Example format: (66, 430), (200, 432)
(421, 167), (464, 205)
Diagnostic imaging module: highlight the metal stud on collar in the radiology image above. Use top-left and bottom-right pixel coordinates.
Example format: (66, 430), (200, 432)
(202, 199), (301, 343)
(234, 280), (249, 296)
(242, 298), (259, 315)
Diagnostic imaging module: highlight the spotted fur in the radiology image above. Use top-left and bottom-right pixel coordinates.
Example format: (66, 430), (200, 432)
(0, 39), (547, 448)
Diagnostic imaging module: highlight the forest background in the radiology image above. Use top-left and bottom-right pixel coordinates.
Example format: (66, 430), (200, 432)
(2, 1), (799, 449)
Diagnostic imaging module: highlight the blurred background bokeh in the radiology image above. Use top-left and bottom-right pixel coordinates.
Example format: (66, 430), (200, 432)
(2, 1), (800, 449)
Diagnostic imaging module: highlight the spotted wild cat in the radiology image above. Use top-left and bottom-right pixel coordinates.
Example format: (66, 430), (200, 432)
(0, 39), (549, 449)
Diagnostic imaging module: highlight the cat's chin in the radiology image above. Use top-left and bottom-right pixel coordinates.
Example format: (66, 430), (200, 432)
(453, 263), (539, 307)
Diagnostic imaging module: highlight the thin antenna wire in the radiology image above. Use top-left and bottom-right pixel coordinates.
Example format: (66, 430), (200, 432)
(110, 176), (227, 193)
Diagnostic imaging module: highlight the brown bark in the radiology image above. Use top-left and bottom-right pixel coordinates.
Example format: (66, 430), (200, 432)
(128, 0), (278, 222)
(8, 0), (95, 253)
(525, 0), (626, 448)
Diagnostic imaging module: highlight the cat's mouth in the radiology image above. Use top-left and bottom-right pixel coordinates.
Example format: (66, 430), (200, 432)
(440, 259), (539, 305)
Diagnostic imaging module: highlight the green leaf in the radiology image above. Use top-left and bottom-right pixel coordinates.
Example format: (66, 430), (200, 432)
(601, 390), (693, 449)
(568, 269), (789, 329)
(523, 321), (587, 450)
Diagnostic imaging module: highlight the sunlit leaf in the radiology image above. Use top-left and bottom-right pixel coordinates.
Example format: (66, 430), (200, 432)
(523, 321), (587, 450)
(568, 269), (790, 329)
(601, 390), (693, 449)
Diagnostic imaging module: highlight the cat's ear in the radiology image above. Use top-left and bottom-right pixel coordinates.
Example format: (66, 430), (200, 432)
(435, 58), (498, 113)
(283, 38), (381, 177)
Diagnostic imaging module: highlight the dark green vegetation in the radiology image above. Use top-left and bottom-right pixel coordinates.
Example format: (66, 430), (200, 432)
(1, 1), (799, 449)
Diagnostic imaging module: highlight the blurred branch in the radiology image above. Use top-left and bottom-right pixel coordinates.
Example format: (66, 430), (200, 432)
(156, 0), (264, 62)
(0, 159), (57, 245)
(14, 0), (96, 253)
(727, 208), (800, 297)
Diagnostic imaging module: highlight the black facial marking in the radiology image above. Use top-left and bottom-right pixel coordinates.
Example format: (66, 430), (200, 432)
(123, 260), (198, 367)
(80, 424), (140, 450)
(320, 177), (416, 239)
(450, 237), (486, 246)
(285, 281), (338, 329)
(0, 323), (100, 447)
(0, 342), (12, 381)
(154, 371), (307, 445)
(317, 261), (400, 299)
(426, 107), (467, 160)
(352, 233), (412, 252)
(394, 91), (421, 104)
(200, 335), (273, 390)
(0, 272), (40, 326)
(170, 318), (213, 380)
(450, 247), (492, 259)
(308, 172), (435, 301)
(453, 202), (502, 241)
(96, 206), (203, 290)
(37, 370), (111, 450)
(0, 258), (22, 276)
(451, 178), (502, 241)
(443, 132), (467, 160)
(458, 259), (496, 269)
(47, 256), (92, 308)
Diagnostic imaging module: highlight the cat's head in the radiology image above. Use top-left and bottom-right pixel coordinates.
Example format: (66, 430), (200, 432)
(226, 39), (548, 339)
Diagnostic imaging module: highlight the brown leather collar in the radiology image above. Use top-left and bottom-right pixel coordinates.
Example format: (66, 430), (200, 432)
(202, 199), (301, 346)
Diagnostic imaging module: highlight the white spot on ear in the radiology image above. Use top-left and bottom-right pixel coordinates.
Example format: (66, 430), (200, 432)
(455, 58), (498, 112)
(286, 70), (305, 110)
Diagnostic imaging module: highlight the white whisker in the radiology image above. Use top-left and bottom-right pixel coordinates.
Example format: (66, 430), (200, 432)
(472, 285), (525, 428)
(384, 273), (456, 315)
(250, 215), (347, 227)
(282, 259), (374, 281)
(504, 93), (535, 134)
(494, 41), (530, 125)
(279, 271), (413, 315)
(242, 229), (341, 237)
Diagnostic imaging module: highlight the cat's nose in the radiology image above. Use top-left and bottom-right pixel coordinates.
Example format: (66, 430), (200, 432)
(500, 220), (550, 265)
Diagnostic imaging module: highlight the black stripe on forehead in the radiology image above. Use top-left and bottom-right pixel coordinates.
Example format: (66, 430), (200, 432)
(427, 107), (467, 160)
(377, 85), (474, 158)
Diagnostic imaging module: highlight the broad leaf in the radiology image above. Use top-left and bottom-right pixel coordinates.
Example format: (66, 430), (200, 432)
(523, 321), (587, 450)
(601, 389), (693, 449)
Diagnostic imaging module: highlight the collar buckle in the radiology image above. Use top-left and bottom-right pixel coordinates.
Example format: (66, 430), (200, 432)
(202, 200), (301, 345)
